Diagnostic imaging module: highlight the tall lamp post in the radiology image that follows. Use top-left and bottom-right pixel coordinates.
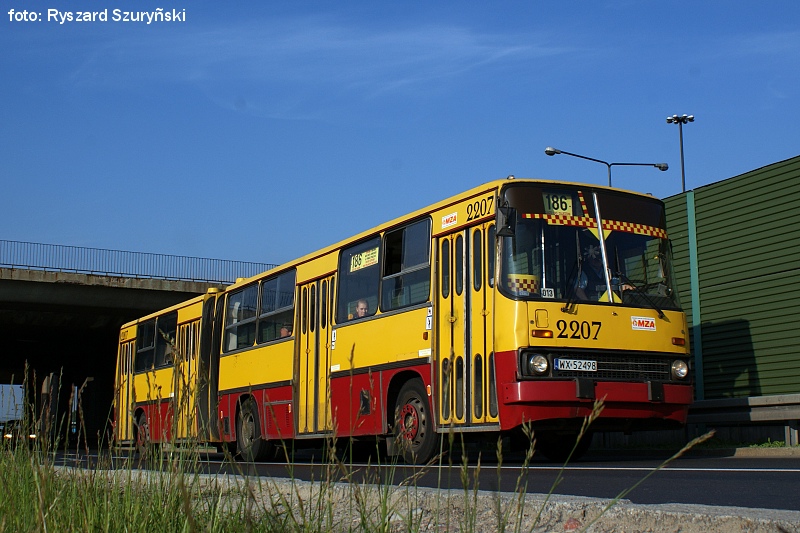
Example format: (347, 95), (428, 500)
(544, 147), (668, 187)
(666, 114), (694, 192)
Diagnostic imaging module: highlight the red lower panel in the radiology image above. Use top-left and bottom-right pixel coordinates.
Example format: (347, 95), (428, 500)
(217, 386), (295, 443)
(259, 386), (294, 441)
(329, 364), (431, 438)
(500, 380), (692, 430)
(141, 401), (173, 443)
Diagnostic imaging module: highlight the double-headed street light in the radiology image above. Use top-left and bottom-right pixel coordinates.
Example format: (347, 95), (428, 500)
(544, 147), (668, 187)
(666, 114), (694, 192)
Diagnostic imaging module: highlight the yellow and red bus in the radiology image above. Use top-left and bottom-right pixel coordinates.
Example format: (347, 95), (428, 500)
(114, 178), (692, 463)
(114, 292), (218, 452)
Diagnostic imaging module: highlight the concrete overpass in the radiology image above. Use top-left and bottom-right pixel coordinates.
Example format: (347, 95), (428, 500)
(0, 240), (275, 444)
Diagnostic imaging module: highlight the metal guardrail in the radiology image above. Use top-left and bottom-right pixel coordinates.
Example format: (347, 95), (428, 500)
(0, 240), (276, 284)
(688, 394), (800, 446)
(688, 394), (800, 424)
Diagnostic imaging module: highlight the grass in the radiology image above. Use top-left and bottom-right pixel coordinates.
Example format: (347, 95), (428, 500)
(0, 356), (719, 532)
(0, 390), (716, 533)
(747, 438), (796, 448)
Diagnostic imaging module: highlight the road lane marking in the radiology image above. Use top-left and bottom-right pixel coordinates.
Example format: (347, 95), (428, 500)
(522, 465), (800, 473)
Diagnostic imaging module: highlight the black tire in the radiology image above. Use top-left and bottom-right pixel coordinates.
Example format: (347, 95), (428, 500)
(134, 412), (152, 459)
(535, 430), (593, 463)
(393, 379), (438, 464)
(236, 398), (273, 462)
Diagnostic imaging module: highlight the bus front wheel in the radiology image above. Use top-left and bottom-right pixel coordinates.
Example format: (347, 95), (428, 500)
(393, 379), (438, 465)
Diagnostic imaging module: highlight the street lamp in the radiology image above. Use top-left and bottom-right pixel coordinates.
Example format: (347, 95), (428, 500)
(544, 147), (668, 187)
(666, 114), (694, 192)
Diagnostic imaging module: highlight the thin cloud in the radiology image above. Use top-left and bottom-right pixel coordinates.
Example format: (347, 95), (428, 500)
(730, 30), (800, 58)
(702, 30), (800, 65)
(59, 16), (574, 117)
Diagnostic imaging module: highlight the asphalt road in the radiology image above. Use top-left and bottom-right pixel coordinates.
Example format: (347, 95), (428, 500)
(64, 446), (800, 513)
(501, 455), (800, 510)
(52, 446), (800, 531)
(167, 449), (800, 512)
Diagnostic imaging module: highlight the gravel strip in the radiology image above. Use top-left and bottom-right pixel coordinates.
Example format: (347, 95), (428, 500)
(256, 477), (800, 532)
(72, 467), (800, 532)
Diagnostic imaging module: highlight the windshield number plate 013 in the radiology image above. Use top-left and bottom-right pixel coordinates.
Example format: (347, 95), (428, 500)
(554, 358), (597, 372)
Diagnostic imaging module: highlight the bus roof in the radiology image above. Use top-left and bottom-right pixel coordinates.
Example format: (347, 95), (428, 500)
(225, 177), (660, 290)
(120, 293), (207, 329)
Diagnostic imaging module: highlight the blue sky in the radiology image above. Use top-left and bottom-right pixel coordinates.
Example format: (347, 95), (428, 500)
(2, 1), (798, 265)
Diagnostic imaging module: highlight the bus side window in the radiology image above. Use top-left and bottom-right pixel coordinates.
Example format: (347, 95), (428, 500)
(488, 224), (495, 288)
(224, 284), (258, 352)
(337, 236), (381, 322)
(154, 311), (177, 367)
(257, 270), (297, 343)
(135, 320), (156, 372)
(381, 218), (431, 312)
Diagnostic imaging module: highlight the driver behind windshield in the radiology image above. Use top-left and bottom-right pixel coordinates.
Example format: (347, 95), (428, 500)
(576, 241), (634, 302)
(576, 244), (606, 301)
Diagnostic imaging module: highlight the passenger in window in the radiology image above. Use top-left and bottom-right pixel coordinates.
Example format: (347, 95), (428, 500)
(280, 324), (292, 338)
(354, 299), (369, 319)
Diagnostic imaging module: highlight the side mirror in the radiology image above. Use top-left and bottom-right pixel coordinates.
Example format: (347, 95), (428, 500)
(496, 205), (516, 238)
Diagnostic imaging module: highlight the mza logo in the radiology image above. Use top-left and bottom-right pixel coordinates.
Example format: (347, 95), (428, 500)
(631, 316), (656, 331)
(441, 212), (458, 229)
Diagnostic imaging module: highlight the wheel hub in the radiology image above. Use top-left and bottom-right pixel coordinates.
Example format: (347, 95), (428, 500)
(400, 403), (419, 440)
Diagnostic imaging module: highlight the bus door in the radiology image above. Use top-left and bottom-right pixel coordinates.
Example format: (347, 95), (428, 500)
(469, 223), (498, 424)
(296, 276), (334, 435)
(173, 320), (200, 440)
(436, 223), (497, 428)
(437, 231), (466, 426)
(115, 339), (135, 442)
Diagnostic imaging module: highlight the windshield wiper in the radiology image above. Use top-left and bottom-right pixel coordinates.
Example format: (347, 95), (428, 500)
(561, 255), (582, 313)
(616, 271), (665, 319)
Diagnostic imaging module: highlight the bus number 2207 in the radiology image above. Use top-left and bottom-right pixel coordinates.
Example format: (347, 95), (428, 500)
(466, 195), (494, 221)
(556, 320), (602, 340)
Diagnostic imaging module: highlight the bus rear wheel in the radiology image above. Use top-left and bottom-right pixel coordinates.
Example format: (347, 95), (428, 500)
(134, 412), (152, 459)
(393, 379), (437, 465)
(236, 398), (273, 462)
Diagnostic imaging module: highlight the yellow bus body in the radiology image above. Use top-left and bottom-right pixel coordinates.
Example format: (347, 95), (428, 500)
(114, 178), (692, 463)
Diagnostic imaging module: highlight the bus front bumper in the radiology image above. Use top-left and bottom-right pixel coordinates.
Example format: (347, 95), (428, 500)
(502, 379), (693, 425)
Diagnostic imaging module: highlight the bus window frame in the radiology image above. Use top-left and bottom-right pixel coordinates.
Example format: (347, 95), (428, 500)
(380, 217), (432, 313)
(154, 311), (178, 369)
(336, 235), (381, 323)
(135, 319), (156, 373)
(223, 283), (258, 354)
(256, 269), (297, 344)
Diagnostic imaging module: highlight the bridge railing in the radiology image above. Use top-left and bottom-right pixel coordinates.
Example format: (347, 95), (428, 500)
(0, 240), (276, 284)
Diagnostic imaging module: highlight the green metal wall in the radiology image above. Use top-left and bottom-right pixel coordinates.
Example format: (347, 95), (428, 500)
(665, 155), (800, 400)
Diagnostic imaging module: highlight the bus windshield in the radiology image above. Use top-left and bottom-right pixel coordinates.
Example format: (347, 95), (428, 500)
(498, 183), (680, 311)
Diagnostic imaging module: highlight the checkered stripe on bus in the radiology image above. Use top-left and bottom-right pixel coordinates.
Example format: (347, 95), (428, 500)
(521, 213), (667, 239)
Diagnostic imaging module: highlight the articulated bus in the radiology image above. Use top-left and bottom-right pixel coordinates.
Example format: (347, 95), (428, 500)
(114, 178), (692, 463)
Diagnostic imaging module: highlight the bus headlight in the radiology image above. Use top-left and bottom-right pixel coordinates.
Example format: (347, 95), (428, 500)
(527, 354), (549, 376)
(671, 360), (689, 380)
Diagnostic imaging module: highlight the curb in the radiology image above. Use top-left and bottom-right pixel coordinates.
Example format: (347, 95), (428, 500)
(701, 446), (800, 458)
(586, 446), (800, 459)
